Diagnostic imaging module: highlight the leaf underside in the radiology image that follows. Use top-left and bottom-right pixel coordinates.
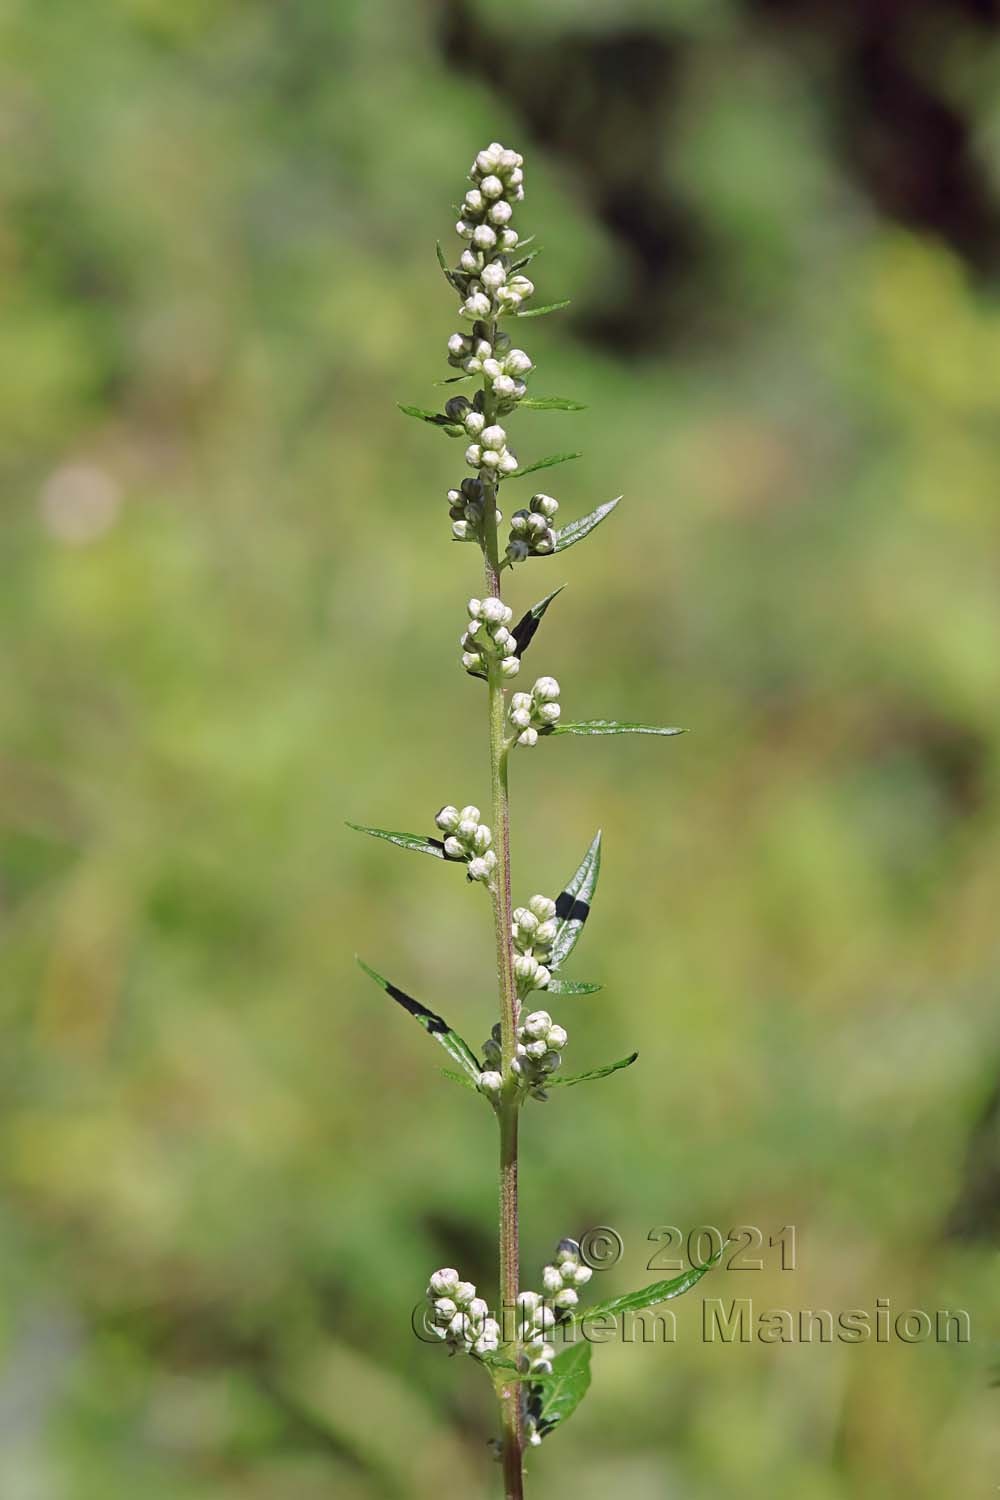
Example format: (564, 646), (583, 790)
(547, 1051), (638, 1087)
(525, 1341), (592, 1443)
(346, 822), (448, 859)
(548, 721), (686, 737)
(548, 830), (601, 971)
(355, 958), (481, 1083)
(546, 978), (602, 996)
(512, 585), (566, 660)
(553, 496), (621, 554)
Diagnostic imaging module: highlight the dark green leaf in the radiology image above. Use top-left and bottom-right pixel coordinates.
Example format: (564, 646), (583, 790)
(441, 1068), (479, 1092)
(546, 978), (603, 996)
(516, 299), (571, 319)
(547, 1052), (638, 1087)
(525, 1342), (592, 1441)
(512, 585), (566, 660)
(356, 958), (482, 1083)
(553, 496), (621, 554)
(548, 721), (685, 737)
(510, 248), (542, 272)
(549, 830), (601, 970)
(434, 374), (473, 386)
(346, 822), (448, 859)
(509, 452), (582, 480)
(519, 396), (587, 412)
(435, 241), (466, 294)
(579, 1258), (719, 1324)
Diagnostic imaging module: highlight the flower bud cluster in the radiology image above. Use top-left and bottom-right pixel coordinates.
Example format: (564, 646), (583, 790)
(506, 493), (559, 562)
(446, 326), (534, 415)
(426, 1269), (501, 1358)
(434, 804), (497, 883)
(513, 1290), (557, 1376)
(508, 676), (561, 746)
(539, 1237), (592, 1315)
(464, 417), (518, 478)
(447, 476), (501, 542)
(461, 597), (520, 678)
(452, 145), (534, 319)
(512, 893), (558, 960)
(513, 1008), (567, 1090)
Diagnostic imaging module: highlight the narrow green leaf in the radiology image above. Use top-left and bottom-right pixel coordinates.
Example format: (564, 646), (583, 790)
(509, 452), (582, 480)
(553, 495), (621, 554)
(434, 374), (473, 386)
(578, 1257), (719, 1324)
(548, 721), (685, 737)
(547, 1051), (638, 1087)
(510, 248), (542, 272)
(512, 584), (566, 660)
(549, 831), (601, 970)
(441, 1068), (479, 1092)
(356, 958), (482, 1083)
(519, 396), (587, 412)
(397, 402), (450, 427)
(546, 978), (603, 996)
(516, 299), (571, 319)
(346, 822), (448, 859)
(435, 240), (466, 294)
(525, 1342), (592, 1442)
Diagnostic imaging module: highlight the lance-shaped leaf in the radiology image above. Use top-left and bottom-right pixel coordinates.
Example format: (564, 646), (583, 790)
(509, 452), (581, 480)
(347, 822), (450, 859)
(516, 299), (572, 319)
(549, 830), (602, 970)
(553, 496), (621, 554)
(434, 374), (473, 386)
(546, 978), (603, 996)
(397, 403), (464, 437)
(519, 396), (587, 412)
(435, 240), (466, 295)
(547, 721), (685, 738)
(547, 1051), (638, 1087)
(510, 248), (542, 272)
(576, 1257), (719, 1325)
(525, 1341), (591, 1443)
(512, 585), (566, 661)
(356, 958), (482, 1084)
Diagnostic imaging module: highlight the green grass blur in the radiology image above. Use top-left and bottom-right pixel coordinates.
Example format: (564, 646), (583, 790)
(1, 2), (999, 1496)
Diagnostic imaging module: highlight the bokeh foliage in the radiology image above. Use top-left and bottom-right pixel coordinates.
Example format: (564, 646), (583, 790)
(1, 1), (999, 1495)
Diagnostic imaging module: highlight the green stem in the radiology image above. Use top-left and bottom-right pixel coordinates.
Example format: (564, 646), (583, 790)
(482, 434), (524, 1497)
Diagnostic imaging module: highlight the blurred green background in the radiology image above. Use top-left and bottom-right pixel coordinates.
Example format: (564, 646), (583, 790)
(2, 1), (999, 1495)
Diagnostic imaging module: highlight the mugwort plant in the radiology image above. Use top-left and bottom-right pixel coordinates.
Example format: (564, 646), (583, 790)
(351, 141), (715, 1498)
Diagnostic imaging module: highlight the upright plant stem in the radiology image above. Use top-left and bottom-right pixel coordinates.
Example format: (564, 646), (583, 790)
(483, 462), (524, 1497)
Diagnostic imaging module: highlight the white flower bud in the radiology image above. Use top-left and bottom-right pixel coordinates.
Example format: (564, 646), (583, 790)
(443, 835), (464, 858)
(474, 1322), (500, 1356)
(504, 349), (531, 375)
(468, 1297), (490, 1323)
(533, 965), (551, 989)
(480, 174), (504, 199)
(465, 444), (482, 468)
(510, 693), (532, 712)
(456, 219), (474, 239)
(429, 1268), (461, 1296)
(481, 449), (501, 470)
(542, 1265), (563, 1295)
(478, 1070), (503, 1098)
(481, 424), (507, 452)
(534, 919), (557, 945)
(491, 625), (511, 647)
(482, 849), (497, 871)
(524, 1039), (547, 1060)
(572, 1264), (593, 1287)
(510, 275), (534, 298)
(493, 375), (516, 399)
(516, 1290), (541, 1315)
(517, 726), (537, 745)
(517, 909), (539, 936)
(489, 200), (513, 225)
(528, 894), (556, 921)
(472, 826), (492, 855)
(498, 452), (518, 474)
(526, 513), (549, 535)
(480, 260), (506, 291)
(459, 805), (481, 823)
(454, 1281), (476, 1307)
(533, 676), (560, 701)
(556, 1238), (581, 1264)
(534, 534), (555, 554)
(457, 817), (478, 841)
(509, 511), (529, 533)
(514, 955), (539, 983)
(536, 1306), (556, 1332)
(464, 411), (485, 436)
(433, 1297), (458, 1321)
(461, 651), (482, 672)
(475, 148), (499, 175)
(522, 1010), (552, 1039)
(537, 702), (561, 725)
(547, 1023), (567, 1048)
(472, 224), (497, 250)
(447, 333), (467, 356)
(468, 856), (492, 882)
(554, 1288), (579, 1311)
(531, 492), (558, 517)
(461, 292), (491, 319)
(435, 806), (460, 832)
(447, 1312), (470, 1341)
(459, 249), (479, 273)
(480, 598), (505, 625)
(510, 707), (531, 731)
(464, 188), (484, 213)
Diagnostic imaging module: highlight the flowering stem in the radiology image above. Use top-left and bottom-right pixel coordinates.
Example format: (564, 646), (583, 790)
(483, 470), (524, 1495)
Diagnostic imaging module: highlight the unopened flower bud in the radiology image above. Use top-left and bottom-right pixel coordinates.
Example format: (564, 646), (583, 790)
(533, 676), (560, 701)
(478, 1070), (503, 1098)
(517, 726), (537, 745)
(522, 1010), (551, 1039)
(429, 1268), (461, 1296)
